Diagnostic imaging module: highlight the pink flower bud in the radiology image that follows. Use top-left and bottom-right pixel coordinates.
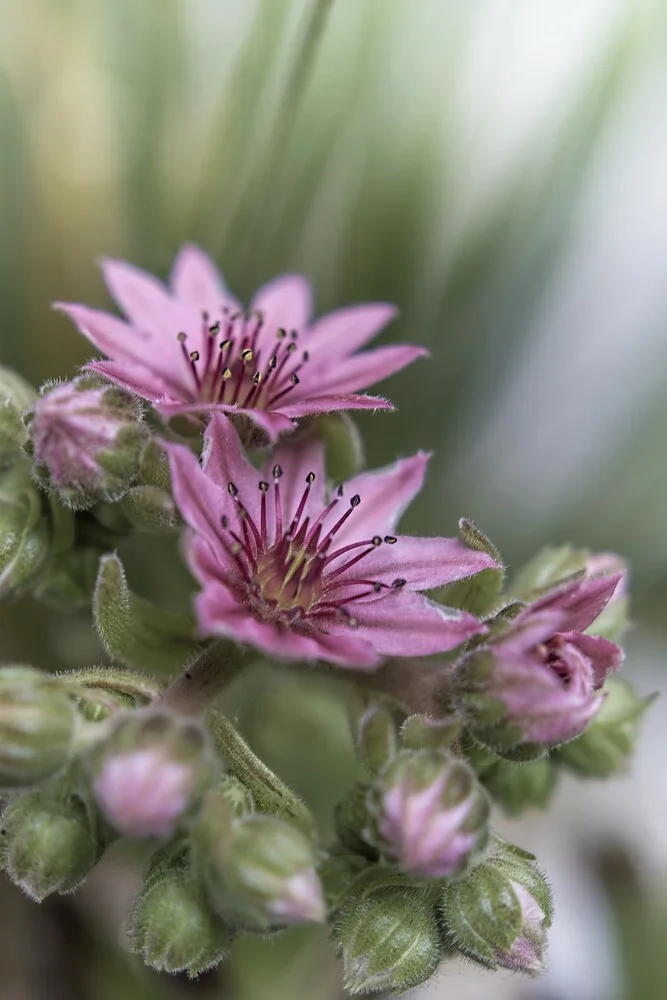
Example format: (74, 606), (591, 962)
(27, 376), (146, 509)
(367, 750), (489, 878)
(91, 711), (217, 839)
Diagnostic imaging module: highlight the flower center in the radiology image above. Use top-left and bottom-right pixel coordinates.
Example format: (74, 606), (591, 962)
(536, 637), (572, 687)
(177, 310), (309, 409)
(218, 469), (405, 631)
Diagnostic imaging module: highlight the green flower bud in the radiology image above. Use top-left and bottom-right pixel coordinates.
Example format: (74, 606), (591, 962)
(400, 713), (462, 751)
(128, 849), (235, 977)
(510, 544), (588, 599)
(0, 464), (50, 595)
(0, 774), (105, 900)
(433, 520), (505, 616)
(476, 755), (558, 816)
(305, 412), (364, 483)
(348, 692), (401, 774)
(90, 709), (219, 838)
(0, 666), (76, 789)
(121, 484), (178, 531)
(334, 782), (378, 859)
(0, 367), (36, 469)
(26, 376), (147, 510)
(193, 796), (325, 932)
(332, 883), (441, 995)
(554, 677), (654, 778)
(440, 840), (553, 975)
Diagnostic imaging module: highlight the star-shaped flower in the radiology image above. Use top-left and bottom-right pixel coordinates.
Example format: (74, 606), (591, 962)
(56, 246), (426, 440)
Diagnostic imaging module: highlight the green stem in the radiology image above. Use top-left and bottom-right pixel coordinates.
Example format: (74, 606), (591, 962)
(312, 657), (455, 717)
(208, 709), (316, 840)
(158, 640), (245, 715)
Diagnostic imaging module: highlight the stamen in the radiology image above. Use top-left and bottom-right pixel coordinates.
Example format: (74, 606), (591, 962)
(384, 535), (397, 544)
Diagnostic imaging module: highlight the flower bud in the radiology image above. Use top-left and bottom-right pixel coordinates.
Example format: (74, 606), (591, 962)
(401, 712), (462, 751)
(348, 692), (401, 773)
(366, 749), (489, 878)
(128, 850), (235, 977)
(332, 883), (441, 995)
(90, 710), (218, 838)
(0, 665), (75, 789)
(554, 676), (653, 778)
(193, 796), (325, 932)
(334, 783), (378, 859)
(440, 840), (553, 975)
(0, 464), (50, 594)
(0, 775), (104, 900)
(476, 755), (558, 816)
(0, 367), (36, 469)
(26, 376), (147, 510)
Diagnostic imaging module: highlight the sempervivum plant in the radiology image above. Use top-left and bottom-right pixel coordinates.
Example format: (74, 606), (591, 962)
(0, 250), (649, 994)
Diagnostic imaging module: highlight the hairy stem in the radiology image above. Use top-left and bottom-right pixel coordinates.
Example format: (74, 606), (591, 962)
(158, 640), (245, 715)
(321, 657), (455, 716)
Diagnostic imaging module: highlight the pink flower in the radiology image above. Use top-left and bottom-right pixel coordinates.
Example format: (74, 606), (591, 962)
(55, 246), (426, 441)
(166, 414), (497, 669)
(455, 573), (624, 753)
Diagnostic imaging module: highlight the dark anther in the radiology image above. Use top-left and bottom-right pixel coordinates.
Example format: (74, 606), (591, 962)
(392, 578), (406, 589)
(189, 350), (200, 361)
(221, 515), (229, 528)
(287, 341), (298, 354)
(177, 331), (187, 342)
(222, 367), (232, 379)
(306, 472), (316, 484)
(219, 339), (231, 351)
(350, 494), (361, 507)
(277, 328), (287, 340)
(372, 535), (382, 546)
(258, 481), (269, 492)
(384, 535), (397, 544)
(209, 321), (221, 335)
(202, 310), (209, 322)
(302, 350), (310, 362)
(290, 329), (298, 339)
(337, 484), (344, 497)
(273, 464), (283, 479)
(241, 348), (253, 362)
(228, 482), (238, 497)
(291, 373), (300, 385)
(373, 582), (383, 592)
(252, 371), (262, 384)
(184, 671), (193, 680)
(268, 356), (277, 369)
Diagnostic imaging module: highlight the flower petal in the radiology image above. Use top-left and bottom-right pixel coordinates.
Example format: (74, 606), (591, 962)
(307, 303), (398, 357)
(101, 258), (193, 340)
(351, 536), (500, 591)
(195, 581), (379, 667)
(165, 440), (227, 551)
(200, 413), (262, 522)
(155, 400), (295, 441)
(85, 358), (186, 402)
(170, 244), (240, 316)
(334, 453), (431, 546)
(54, 303), (151, 359)
(250, 274), (312, 336)
(278, 394), (394, 418)
(309, 345), (427, 395)
(563, 631), (623, 688)
(534, 573), (624, 633)
(341, 589), (486, 656)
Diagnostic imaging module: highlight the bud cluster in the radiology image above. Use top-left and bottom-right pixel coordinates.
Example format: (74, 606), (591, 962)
(0, 249), (650, 999)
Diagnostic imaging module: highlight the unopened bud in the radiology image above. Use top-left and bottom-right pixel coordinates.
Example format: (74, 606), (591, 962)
(476, 755), (558, 816)
(194, 797), (325, 932)
(26, 376), (147, 510)
(0, 666), (75, 789)
(554, 676), (653, 778)
(348, 693), (401, 773)
(0, 367), (36, 468)
(366, 749), (489, 878)
(0, 464), (50, 595)
(332, 883), (441, 995)
(440, 839), (553, 975)
(91, 710), (218, 838)
(334, 783), (377, 859)
(128, 849), (235, 977)
(0, 775), (104, 900)
(121, 484), (178, 531)
(401, 712), (462, 751)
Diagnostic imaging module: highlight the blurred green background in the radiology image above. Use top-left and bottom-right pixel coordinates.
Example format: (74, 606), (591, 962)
(1, 1), (667, 997)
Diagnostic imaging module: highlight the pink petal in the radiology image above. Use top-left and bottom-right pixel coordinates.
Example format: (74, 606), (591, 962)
(334, 453), (431, 546)
(186, 532), (236, 581)
(250, 274), (312, 336)
(195, 582), (379, 667)
(562, 631), (623, 688)
(341, 589), (486, 656)
(307, 303), (398, 357)
(262, 433), (327, 531)
(497, 610), (567, 659)
(201, 413), (265, 516)
(279, 393), (394, 418)
(169, 244), (240, 316)
(351, 536), (499, 591)
(85, 358), (186, 402)
(309, 345), (427, 395)
(165, 441), (227, 550)
(101, 258), (193, 340)
(534, 573), (623, 633)
(155, 400), (295, 441)
(54, 302), (151, 358)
